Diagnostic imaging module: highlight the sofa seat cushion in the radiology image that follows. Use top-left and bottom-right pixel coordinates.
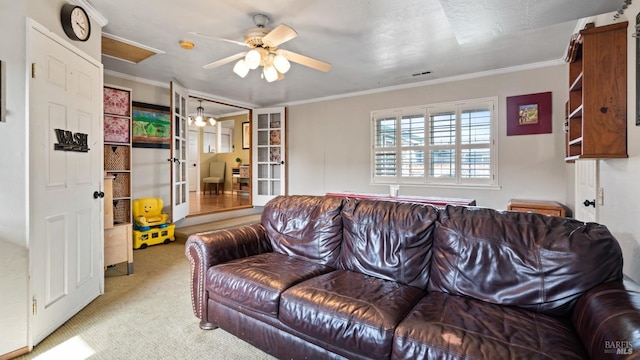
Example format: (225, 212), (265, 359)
(280, 270), (425, 359)
(393, 292), (587, 360)
(207, 252), (333, 317)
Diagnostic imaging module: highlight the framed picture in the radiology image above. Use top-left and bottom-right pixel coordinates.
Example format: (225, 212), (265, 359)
(506, 92), (552, 136)
(242, 121), (250, 149)
(132, 101), (171, 149)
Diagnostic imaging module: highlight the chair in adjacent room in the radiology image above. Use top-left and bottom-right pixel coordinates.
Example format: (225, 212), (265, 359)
(202, 162), (226, 195)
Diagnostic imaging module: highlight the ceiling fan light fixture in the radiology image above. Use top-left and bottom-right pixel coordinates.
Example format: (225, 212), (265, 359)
(233, 59), (250, 78)
(208, 117), (217, 126)
(245, 49), (262, 69)
(263, 65), (278, 82)
(273, 54), (290, 74)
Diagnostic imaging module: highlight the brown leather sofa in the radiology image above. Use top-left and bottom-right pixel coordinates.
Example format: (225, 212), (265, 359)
(185, 195), (640, 359)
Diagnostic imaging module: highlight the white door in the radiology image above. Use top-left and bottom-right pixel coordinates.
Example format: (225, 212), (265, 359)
(170, 81), (189, 222)
(575, 159), (599, 222)
(29, 22), (103, 344)
(188, 129), (199, 192)
(252, 107), (286, 206)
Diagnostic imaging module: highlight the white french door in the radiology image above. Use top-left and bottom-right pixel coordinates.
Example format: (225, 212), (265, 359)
(29, 20), (103, 344)
(252, 107), (286, 206)
(170, 81), (189, 222)
(188, 128), (199, 192)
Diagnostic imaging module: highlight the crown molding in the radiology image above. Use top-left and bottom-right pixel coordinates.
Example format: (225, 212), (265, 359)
(281, 59), (565, 107)
(72, 0), (108, 27)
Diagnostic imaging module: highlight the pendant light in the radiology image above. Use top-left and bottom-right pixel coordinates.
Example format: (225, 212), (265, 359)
(189, 100), (217, 127)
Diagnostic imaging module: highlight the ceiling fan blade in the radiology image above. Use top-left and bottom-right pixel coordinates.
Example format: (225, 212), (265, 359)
(262, 24), (298, 48)
(279, 50), (331, 72)
(203, 52), (247, 69)
(188, 32), (248, 47)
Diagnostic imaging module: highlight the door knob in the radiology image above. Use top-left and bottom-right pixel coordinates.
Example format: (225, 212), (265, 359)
(583, 199), (596, 208)
(93, 191), (104, 199)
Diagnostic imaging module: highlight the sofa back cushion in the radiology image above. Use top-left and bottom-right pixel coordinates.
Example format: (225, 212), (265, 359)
(262, 195), (345, 266)
(429, 205), (623, 316)
(338, 199), (438, 289)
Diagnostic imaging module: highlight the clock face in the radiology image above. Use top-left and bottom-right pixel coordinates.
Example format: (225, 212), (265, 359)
(61, 4), (91, 41)
(70, 8), (90, 41)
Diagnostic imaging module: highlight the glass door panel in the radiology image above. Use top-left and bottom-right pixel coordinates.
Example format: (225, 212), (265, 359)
(252, 107), (285, 206)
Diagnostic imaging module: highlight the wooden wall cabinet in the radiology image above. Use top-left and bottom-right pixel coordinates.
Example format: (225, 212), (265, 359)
(565, 21), (628, 162)
(103, 85), (134, 274)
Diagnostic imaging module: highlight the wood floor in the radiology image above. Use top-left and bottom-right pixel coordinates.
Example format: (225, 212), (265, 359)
(188, 191), (251, 216)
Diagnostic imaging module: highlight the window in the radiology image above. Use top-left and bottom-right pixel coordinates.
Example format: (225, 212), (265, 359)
(371, 98), (496, 187)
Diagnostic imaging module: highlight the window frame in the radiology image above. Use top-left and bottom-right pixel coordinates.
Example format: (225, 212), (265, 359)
(371, 97), (498, 188)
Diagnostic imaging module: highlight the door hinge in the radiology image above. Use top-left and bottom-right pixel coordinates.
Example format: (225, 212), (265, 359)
(31, 63), (36, 78)
(32, 297), (37, 315)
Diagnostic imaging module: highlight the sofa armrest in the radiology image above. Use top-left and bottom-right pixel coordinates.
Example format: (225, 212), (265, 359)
(572, 277), (640, 358)
(184, 223), (272, 326)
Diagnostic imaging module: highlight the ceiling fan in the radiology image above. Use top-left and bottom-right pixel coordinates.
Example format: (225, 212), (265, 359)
(190, 14), (331, 82)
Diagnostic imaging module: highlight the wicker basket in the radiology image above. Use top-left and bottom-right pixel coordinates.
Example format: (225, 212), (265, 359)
(113, 199), (131, 224)
(104, 145), (130, 171)
(112, 173), (130, 198)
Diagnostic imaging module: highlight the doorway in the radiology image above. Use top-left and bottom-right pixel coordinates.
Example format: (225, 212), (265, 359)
(186, 97), (252, 216)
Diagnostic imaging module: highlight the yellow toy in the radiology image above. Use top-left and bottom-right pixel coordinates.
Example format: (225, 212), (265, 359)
(133, 197), (169, 228)
(132, 197), (175, 249)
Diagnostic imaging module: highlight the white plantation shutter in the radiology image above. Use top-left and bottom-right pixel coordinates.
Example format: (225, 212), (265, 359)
(373, 116), (398, 179)
(372, 98), (496, 187)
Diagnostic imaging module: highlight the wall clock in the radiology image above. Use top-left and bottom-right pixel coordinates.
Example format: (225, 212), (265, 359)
(60, 4), (91, 42)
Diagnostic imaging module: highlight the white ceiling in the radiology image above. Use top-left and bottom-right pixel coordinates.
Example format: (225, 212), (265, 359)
(88, 0), (623, 108)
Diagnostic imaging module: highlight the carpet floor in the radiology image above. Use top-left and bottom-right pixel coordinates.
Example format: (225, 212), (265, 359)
(17, 231), (275, 359)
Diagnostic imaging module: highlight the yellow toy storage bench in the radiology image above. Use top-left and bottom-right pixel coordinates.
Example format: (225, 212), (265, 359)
(132, 197), (175, 249)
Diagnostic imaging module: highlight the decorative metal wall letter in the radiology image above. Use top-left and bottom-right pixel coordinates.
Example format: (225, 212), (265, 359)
(54, 129), (90, 152)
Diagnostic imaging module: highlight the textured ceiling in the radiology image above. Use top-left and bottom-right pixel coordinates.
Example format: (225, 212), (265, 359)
(88, 0), (623, 108)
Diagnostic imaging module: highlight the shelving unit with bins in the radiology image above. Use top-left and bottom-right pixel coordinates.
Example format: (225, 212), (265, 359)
(564, 21), (628, 162)
(103, 84), (134, 274)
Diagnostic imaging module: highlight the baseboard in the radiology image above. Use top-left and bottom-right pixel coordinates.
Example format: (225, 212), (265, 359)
(1, 346), (30, 360)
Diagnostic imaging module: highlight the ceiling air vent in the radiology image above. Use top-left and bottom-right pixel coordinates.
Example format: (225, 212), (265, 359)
(412, 71), (432, 77)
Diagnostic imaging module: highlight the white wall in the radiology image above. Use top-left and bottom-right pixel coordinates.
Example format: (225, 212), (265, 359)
(287, 65), (571, 211)
(587, 10), (640, 282)
(0, 0), (101, 355)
